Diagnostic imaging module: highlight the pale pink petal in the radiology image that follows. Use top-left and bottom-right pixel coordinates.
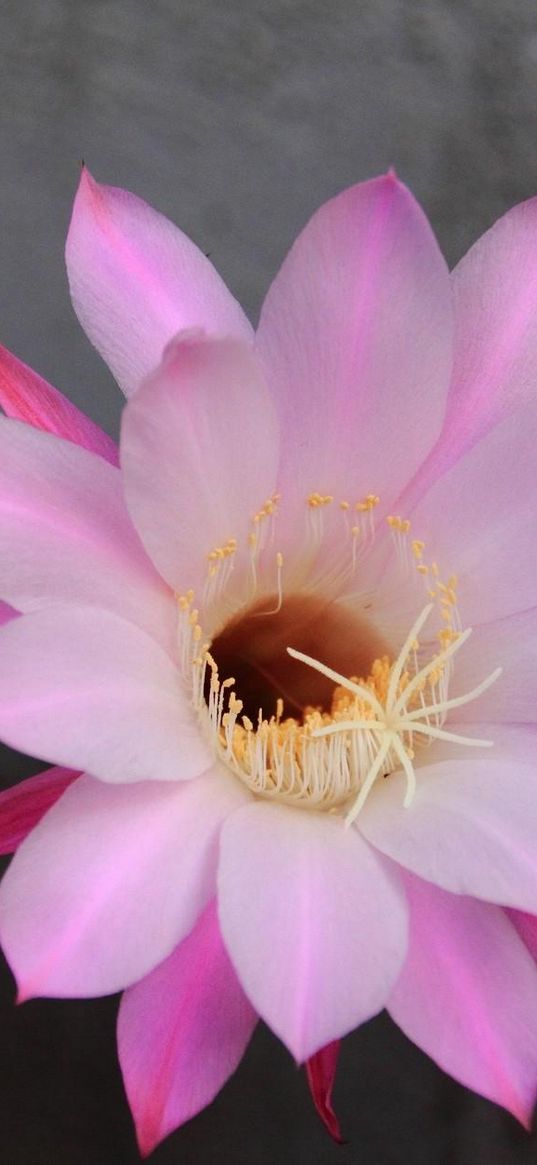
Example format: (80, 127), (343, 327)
(121, 333), (279, 593)
(0, 342), (118, 464)
(0, 418), (174, 649)
(66, 168), (253, 397)
(305, 1041), (343, 1144)
(218, 802), (407, 1062)
(358, 730), (537, 911)
(0, 601), (17, 627)
(255, 174), (453, 534)
(388, 873), (537, 1127)
(0, 606), (211, 783)
(407, 194), (537, 499)
(404, 396), (537, 623)
(118, 900), (257, 1156)
(444, 605), (537, 724)
(0, 770), (248, 998)
(0, 767), (79, 854)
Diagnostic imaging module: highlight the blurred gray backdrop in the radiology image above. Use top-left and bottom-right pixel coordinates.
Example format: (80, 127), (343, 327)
(1, 2), (537, 1162)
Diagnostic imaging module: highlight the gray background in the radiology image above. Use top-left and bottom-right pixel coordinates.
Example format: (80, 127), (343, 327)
(1, 1), (537, 1161)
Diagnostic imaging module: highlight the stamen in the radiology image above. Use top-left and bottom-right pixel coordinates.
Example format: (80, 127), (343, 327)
(291, 604), (500, 821)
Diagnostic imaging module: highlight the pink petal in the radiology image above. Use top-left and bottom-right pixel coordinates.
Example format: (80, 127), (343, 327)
(0, 769), (247, 998)
(0, 418), (174, 649)
(66, 168), (253, 397)
(388, 873), (537, 1127)
(118, 900), (257, 1157)
(305, 1040), (344, 1144)
(407, 193), (537, 498)
(0, 606), (211, 783)
(255, 174), (453, 535)
(0, 766), (79, 854)
(121, 333), (279, 593)
(218, 802), (407, 1062)
(358, 730), (537, 912)
(403, 395), (537, 624)
(0, 343), (118, 464)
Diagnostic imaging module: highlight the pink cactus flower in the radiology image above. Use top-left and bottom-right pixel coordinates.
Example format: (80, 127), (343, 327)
(1, 168), (537, 1155)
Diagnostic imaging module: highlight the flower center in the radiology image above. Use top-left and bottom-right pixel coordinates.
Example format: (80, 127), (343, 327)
(176, 492), (501, 822)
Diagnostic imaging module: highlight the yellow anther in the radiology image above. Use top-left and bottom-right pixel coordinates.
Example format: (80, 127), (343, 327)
(412, 540), (425, 558)
(401, 519), (411, 534)
(193, 625), (202, 642)
(351, 525), (360, 537)
(340, 500), (350, 510)
(276, 552), (284, 568)
(242, 716), (254, 732)
(417, 564), (429, 575)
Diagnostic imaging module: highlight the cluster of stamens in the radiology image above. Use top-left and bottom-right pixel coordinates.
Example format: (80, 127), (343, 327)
(176, 490), (501, 824)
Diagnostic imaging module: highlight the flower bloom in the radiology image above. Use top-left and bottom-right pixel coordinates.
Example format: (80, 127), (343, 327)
(0, 169), (537, 1154)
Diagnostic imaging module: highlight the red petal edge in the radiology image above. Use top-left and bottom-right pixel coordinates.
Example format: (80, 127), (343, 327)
(0, 343), (118, 465)
(305, 1039), (345, 1144)
(0, 767), (79, 853)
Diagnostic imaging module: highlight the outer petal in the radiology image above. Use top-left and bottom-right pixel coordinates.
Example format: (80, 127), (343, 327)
(0, 767), (79, 854)
(218, 802), (407, 1062)
(0, 418), (174, 649)
(0, 770), (248, 998)
(0, 606), (211, 784)
(0, 343), (118, 464)
(66, 168), (252, 397)
(388, 874), (537, 1127)
(510, 910), (537, 963)
(0, 601), (16, 628)
(358, 732), (537, 911)
(407, 194), (537, 498)
(255, 174), (453, 525)
(118, 901), (257, 1157)
(305, 1041), (343, 1144)
(121, 333), (279, 594)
